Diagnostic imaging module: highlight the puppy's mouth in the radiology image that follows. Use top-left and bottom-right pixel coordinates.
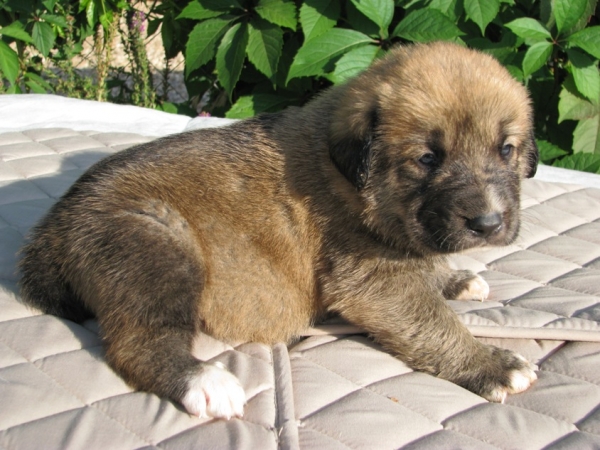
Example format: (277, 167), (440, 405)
(421, 210), (518, 254)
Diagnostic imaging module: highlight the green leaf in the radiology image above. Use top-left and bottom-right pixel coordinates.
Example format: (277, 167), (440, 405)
(553, 152), (600, 172)
(568, 0), (598, 35)
(349, 0), (394, 35)
(161, 16), (175, 57)
(274, 36), (301, 88)
(0, 41), (19, 85)
(0, 22), (33, 43)
(32, 21), (55, 57)
(464, 0), (500, 35)
(247, 18), (283, 80)
(226, 93), (294, 118)
(226, 96), (257, 118)
(537, 139), (569, 162)
(554, 0), (587, 35)
(522, 41), (553, 77)
(299, 0), (340, 42)
(393, 8), (464, 42)
(256, 0), (297, 30)
(505, 65), (524, 82)
(157, 101), (179, 114)
(505, 18), (552, 42)
(148, 17), (161, 37)
(216, 22), (249, 98)
(42, 0), (57, 10)
(568, 26), (600, 60)
(85, 0), (96, 27)
(98, 10), (114, 32)
(25, 79), (46, 93)
(346, 0), (379, 36)
(25, 72), (53, 91)
(573, 114), (600, 153)
(429, 0), (464, 21)
(568, 49), (600, 103)
(329, 44), (378, 84)
(5, 84), (20, 94)
(199, 0), (242, 10)
(287, 28), (373, 82)
(79, 0), (91, 14)
(40, 14), (69, 28)
(558, 82), (597, 122)
(177, 1), (224, 20)
(185, 16), (236, 75)
(466, 33), (518, 64)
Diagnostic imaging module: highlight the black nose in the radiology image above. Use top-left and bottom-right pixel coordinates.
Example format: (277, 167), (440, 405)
(467, 212), (503, 238)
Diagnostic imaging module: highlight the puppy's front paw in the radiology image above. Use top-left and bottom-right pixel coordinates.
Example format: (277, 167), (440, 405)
(455, 274), (489, 301)
(470, 348), (537, 403)
(182, 362), (246, 419)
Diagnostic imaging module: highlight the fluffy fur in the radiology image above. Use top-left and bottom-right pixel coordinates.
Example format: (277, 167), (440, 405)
(19, 42), (539, 418)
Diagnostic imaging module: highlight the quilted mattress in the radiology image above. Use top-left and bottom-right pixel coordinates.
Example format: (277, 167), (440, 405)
(1, 96), (600, 449)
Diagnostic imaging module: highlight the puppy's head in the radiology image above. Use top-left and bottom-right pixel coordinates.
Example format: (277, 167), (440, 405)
(328, 42), (539, 254)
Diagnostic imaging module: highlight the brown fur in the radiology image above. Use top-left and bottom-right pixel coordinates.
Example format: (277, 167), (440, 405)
(19, 42), (539, 414)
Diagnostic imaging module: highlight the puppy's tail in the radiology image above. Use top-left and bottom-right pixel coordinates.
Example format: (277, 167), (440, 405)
(19, 223), (93, 322)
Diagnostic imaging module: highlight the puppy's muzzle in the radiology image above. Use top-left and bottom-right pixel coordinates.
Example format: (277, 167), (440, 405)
(466, 212), (503, 238)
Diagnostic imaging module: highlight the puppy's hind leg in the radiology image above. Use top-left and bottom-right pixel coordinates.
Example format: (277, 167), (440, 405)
(19, 213), (94, 322)
(88, 210), (245, 419)
(105, 324), (246, 419)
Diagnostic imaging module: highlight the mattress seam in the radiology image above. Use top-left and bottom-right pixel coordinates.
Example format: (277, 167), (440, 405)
(272, 343), (300, 450)
(296, 419), (356, 449)
(305, 323), (600, 342)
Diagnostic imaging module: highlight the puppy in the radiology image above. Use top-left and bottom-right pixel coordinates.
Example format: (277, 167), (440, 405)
(19, 42), (539, 419)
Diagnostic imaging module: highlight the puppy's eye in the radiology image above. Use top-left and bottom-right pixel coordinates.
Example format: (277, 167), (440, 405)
(418, 152), (438, 169)
(500, 143), (514, 158)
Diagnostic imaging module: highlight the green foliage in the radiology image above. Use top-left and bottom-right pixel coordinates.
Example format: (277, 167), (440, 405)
(168, 0), (600, 174)
(552, 151), (600, 172)
(286, 28), (374, 82)
(0, 0), (599, 173)
(0, 0), (157, 105)
(393, 8), (464, 42)
(299, 1), (340, 43)
(464, 0), (500, 35)
(0, 40), (19, 85)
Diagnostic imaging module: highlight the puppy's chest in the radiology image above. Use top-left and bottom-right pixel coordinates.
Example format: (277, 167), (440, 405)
(316, 247), (442, 303)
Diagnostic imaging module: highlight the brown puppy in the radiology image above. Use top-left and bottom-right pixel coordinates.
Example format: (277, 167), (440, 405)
(19, 42), (539, 419)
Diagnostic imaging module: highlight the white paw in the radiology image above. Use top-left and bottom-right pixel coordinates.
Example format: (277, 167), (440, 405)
(487, 355), (537, 403)
(182, 362), (246, 419)
(455, 274), (490, 301)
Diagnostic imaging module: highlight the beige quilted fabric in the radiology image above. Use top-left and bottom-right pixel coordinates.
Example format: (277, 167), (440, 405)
(1, 128), (599, 449)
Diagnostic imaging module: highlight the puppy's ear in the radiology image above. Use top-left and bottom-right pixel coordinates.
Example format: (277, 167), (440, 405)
(523, 132), (539, 178)
(329, 108), (378, 190)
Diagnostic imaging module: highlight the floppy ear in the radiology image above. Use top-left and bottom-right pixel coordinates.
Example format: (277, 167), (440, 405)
(329, 108), (378, 190)
(523, 132), (539, 178)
